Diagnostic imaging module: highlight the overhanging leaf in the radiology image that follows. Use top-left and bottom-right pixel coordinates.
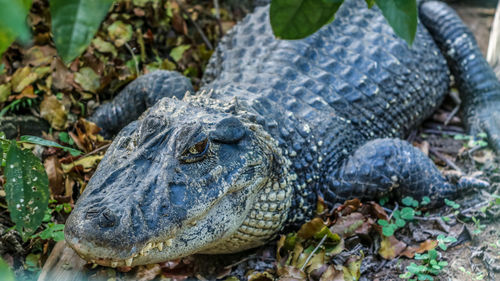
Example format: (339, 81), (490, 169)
(4, 141), (49, 241)
(50, 0), (115, 63)
(0, 257), (15, 281)
(374, 0), (417, 45)
(20, 135), (82, 156)
(270, 0), (344, 40)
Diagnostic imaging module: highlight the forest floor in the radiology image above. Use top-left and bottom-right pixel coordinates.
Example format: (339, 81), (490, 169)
(0, 0), (498, 280)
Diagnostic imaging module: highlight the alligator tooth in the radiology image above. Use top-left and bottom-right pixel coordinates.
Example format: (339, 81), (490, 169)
(157, 242), (163, 251)
(125, 258), (133, 267)
(165, 239), (173, 247)
(111, 261), (118, 268)
(144, 243), (152, 253)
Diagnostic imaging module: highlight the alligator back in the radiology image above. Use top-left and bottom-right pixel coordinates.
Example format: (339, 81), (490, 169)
(203, 0), (449, 140)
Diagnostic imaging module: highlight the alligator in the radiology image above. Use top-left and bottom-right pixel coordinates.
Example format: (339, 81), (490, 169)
(65, 0), (499, 268)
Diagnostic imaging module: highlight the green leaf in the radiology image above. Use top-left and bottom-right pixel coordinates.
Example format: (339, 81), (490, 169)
(50, 0), (115, 63)
(20, 135), (82, 156)
(421, 196), (431, 205)
(365, 0), (375, 8)
(4, 141), (49, 241)
(170, 45), (190, 62)
(270, 0), (344, 40)
(0, 0), (31, 43)
(0, 257), (15, 281)
(33, 223), (65, 241)
(377, 219), (389, 226)
(401, 207), (415, 220)
(402, 196), (419, 208)
(444, 199), (460, 209)
(382, 224), (395, 236)
(374, 0), (417, 45)
(395, 218), (406, 227)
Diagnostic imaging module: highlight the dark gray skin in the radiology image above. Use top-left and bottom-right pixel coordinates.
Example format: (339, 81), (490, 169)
(65, 0), (496, 267)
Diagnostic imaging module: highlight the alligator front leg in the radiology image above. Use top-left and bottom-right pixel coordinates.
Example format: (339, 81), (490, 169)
(321, 139), (488, 208)
(90, 70), (193, 138)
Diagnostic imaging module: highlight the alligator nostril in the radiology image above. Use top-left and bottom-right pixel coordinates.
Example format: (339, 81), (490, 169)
(97, 208), (117, 228)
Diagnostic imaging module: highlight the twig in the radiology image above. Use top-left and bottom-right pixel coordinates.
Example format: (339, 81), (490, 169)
(175, 0), (213, 50)
(124, 42), (140, 76)
(388, 202), (399, 220)
(429, 147), (463, 174)
(444, 105), (460, 126)
(83, 143), (111, 157)
(300, 234), (328, 272)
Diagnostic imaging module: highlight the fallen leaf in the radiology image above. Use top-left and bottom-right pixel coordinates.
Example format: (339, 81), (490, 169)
(319, 265), (344, 281)
(134, 264), (162, 281)
(277, 266), (306, 281)
(51, 58), (74, 91)
(401, 239), (438, 258)
(44, 155), (64, 196)
(11, 66), (38, 93)
(248, 271), (274, 281)
(61, 155), (104, 173)
(297, 218), (325, 239)
(15, 85), (37, 99)
(92, 37), (118, 57)
(378, 235), (407, 259)
(330, 212), (365, 238)
(40, 94), (68, 130)
(108, 20), (133, 47)
(170, 45), (190, 62)
(74, 67), (100, 93)
(342, 253), (363, 281)
(0, 83), (12, 102)
(339, 198), (361, 215)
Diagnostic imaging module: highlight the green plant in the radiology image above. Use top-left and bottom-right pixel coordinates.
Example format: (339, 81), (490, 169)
(0, 132), (81, 241)
(0, 256), (15, 281)
(377, 196), (424, 237)
(400, 249), (448, 280)
(270, 0), (418, 45)
(1, 0), (114, 63)
(470, 216), (486, 235)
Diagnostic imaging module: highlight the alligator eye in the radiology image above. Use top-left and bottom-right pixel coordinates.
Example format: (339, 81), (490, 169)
(180, 137), (209, 163)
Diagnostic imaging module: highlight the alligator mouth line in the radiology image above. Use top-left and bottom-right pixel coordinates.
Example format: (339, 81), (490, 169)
(74, 238), (174, 268)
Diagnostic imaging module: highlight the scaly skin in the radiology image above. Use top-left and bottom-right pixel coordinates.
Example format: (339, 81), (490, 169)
(65, 0), (496, 267)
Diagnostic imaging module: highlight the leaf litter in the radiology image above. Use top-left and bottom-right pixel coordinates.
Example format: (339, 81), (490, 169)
(0, 0), (498, 280)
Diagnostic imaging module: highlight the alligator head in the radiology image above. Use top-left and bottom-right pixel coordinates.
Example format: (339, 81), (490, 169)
(65, 94), (293, 267)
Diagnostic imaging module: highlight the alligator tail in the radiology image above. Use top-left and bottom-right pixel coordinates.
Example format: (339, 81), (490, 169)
(419, 1), (500, 151)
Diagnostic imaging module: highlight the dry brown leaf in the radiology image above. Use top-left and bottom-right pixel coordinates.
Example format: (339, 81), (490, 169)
(40, 94), (68, 130)
(319, 265), (344, 281)
(23, 46), (56, 67)
(378, 235), (407, 260)
(401, 240), (438, 258)
(339, 198), (361, 215)
(248, 271), (274, 281)
(134, 264), (162, 281)
(0, 83), (12, 102)
(51, 58), (74, 91)
(44, 155), (64, 196)
(61, 155), (104, 173)
(330, 212), (365, 238)
(14, 85), (37, 100)
(11, 66), (38, 93)
(277, 266), (307, 281)
(297, 218), (325, 239)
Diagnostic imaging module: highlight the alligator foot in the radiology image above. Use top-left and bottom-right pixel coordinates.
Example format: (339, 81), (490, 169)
(90, 70), (193, 138)
(321, 138), (488, 208)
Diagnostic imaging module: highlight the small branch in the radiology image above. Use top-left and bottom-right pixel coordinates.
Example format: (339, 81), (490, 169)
(175, 0), (213, 50)
(300, 234), (328, 272)
(83, 143), (111, 157)
(124, 42), (140, 76)
(444, 105), (460, 126)
(429, 147), (463, 174)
